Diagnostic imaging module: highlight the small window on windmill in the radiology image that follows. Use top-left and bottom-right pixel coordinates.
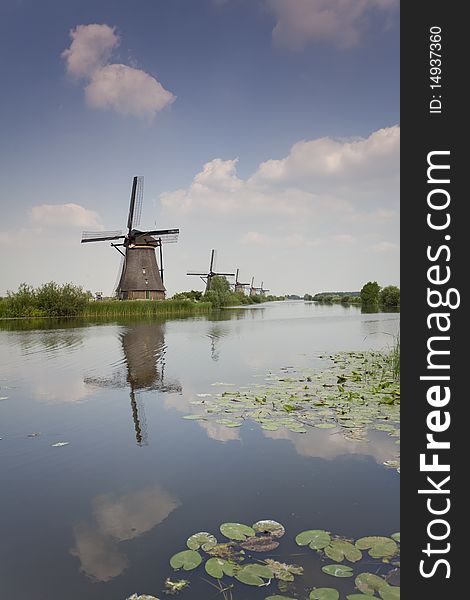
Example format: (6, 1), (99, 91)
(145, 278), (149, 286)
(142, 267), (146, 275)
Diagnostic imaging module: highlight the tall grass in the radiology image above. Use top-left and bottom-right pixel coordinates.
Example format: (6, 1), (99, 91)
(83, 299), (212, 317)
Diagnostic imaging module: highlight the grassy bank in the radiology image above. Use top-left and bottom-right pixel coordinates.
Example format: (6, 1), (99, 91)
(83, 298), (212, 317)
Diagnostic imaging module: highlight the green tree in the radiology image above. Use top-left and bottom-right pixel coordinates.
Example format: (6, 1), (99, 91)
(360, 281), (381, 306)
(203, 276), (232, 308)
(380, 285), (400, 308)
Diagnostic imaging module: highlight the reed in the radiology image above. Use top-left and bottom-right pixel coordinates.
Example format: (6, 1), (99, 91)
(82, 298), (212, 317)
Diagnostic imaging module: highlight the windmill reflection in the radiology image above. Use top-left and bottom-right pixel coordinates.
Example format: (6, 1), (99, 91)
(206, 323), (229, 361)
(85, 322), (181, 445)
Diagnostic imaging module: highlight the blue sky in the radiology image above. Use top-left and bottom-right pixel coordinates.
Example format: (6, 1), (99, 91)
(0, 0), (399, 296)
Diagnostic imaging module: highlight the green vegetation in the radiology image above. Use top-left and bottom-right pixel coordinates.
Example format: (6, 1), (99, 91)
(0, 282), (212, 319)
(0, 282), (91, 318)
(125, 520), (399, 599)
(174, 276), (285, 309)
(308, 284), (400, 310)
(310, 292), (361, 304)
(360, 281), (381, 307)
(380, 285), (400, 308)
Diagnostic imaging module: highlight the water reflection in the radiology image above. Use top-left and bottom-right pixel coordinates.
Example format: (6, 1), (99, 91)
(85, 322), (181, 445)
(206, 324), (229, 361)
(70, 485), (180, 582)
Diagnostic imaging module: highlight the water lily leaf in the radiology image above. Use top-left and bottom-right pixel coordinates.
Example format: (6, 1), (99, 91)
(322, 564), (353, 577)
(242, 563), (273, 579)
(164, 578), (190, 594)
(346, 595), (377, 599)
(261, 423), (280, 431)
(252, 520), (285, 538)
(205, 542), (244, 561)
(183, 415), (206, 420)
(240, 535), (279, 552)
(186, 532), (217, 551)
(355, 536), (398, 558)
(295, 529), (331, 549)
(380, 587), (400, 600)
(169, 550), (202, 571)
(315, 423), (337, 429)
(309, 587), (340, 600)
(391, 532), (400, 543)
(234, 568), (264, 586)
(205, 557), (236, 578)
(324, 540), (362, 563)
(355, 572), (389, 594)
(216, 418), (243, 427)
(126, 595), (160, 600)
(264, 559), (303, 581)
(220, 522), (255, 541)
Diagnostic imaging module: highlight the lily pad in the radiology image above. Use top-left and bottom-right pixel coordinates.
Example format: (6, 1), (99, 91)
(126, 595), (160, 600)
(183, 415), (206, 420)
(264, 559), (303, 581)
(380, 587), (400, 600)
(355, 572), (389, 594)
(205, 557), (236, 578)
(346, 595), (377, 599)
(186, 532), (217, 551)
(164, 578), (190, 594)
(220, 522), (255, 541)
(240, 535), (279, 552)
(235, 563), (273, 586)
(355, 536), (398, 559)
(252, 520), (285, 538)
(391, 532), (400, 543)
(322, 564), (354, 578)
(315, 423), (337, 429)
(324, 540), (362, 563)
(309, 588), (340, 600)
(295, 529), (331, 550)
(169, 550), (202, 571)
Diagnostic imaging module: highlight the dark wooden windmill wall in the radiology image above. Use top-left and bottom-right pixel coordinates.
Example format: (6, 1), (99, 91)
(117, 247), (165, 300)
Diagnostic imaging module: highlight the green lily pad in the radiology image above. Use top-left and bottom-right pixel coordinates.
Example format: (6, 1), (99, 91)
(355, 536), (398, 558)
(391, 532), (400, 543)
(380, 587), (400, 600)
(216, 418), (243, 427)
(355, 572), (389, 594)
(235, 563), (272, 586)
(183, 414), (206, 420)
(186, 532), (217, 551)
(346, 595), (377, 599)
(126, 595), (160, 600)
(309, 588), (340, 600)
(322, 564), (354, 578)
(264, 559), (303, 581)
(324, 540), (362, 563)
(169, 550), (202, 571)
(252, 520), (285, 538)
(295, 529), (331, 549)
(220, 522), (255, 541)
(205, 557), (236, 578)
(315, 423), (337, 429)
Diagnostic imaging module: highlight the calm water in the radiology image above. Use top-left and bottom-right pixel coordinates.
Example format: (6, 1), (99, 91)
(0, 302), (400, 599)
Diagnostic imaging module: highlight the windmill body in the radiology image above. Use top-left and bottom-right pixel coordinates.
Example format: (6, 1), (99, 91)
(187, 249), (235, 292)
(81, 177), (179, 299)
(233, 268), (250, 294)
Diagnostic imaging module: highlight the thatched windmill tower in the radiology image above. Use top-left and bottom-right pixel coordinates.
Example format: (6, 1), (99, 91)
(81, 176), (179, 299)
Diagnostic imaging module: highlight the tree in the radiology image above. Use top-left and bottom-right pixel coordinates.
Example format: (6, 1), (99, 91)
(360, 281), (381, 306)
(380, 285), (400, 308)
(203, 276), (232, 308)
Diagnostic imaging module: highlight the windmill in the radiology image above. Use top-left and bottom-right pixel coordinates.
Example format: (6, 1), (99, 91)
(249, 278), (270, 296)
(81, 176), (179, 300)
(187, 249), (235, 292)
(233, 269), (251, 294)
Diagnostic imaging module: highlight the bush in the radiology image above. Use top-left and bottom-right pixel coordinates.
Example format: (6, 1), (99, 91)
(380, 285), (400, 308)
(360, 281), (381, 306)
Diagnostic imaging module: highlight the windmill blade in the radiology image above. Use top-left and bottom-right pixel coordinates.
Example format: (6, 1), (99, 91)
(81, 230), (124, 243)
(187, 271), (209, 276)
(127, 176), (138, 233)
(214, 272), (235, 276)
(209, 249), (216, 272)
(139, 228), (179, 243)
(131, 176), (144, 230)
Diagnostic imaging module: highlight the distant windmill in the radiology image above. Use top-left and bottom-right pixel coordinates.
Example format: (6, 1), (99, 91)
(187, 249), (235, 292)
(81, 176), (179, 300)
(233, 269), (251, 293)
(249, 278), (270, 296)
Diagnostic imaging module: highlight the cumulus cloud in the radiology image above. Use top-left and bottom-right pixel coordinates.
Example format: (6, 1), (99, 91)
(63, 24), (175, 119)
(266, 0), (398, 49)
(30, 203), (102, 228)
(161, 126), (399, 222)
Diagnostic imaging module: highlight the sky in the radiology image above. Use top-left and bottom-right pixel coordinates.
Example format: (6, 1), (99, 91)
(0, 0), (399, 297)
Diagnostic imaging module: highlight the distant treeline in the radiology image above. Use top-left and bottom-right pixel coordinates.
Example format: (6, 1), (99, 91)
(304, 282), (400, 309)
(0, 278), (285, 319)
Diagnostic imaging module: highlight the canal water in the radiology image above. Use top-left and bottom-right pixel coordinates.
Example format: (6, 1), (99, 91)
(0, 301), (399, 599)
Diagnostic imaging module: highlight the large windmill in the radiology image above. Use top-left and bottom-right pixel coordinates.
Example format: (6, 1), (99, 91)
(233, 269), (251, 293)
(81, 176), (179, 300)
(187, 249), (235, 292)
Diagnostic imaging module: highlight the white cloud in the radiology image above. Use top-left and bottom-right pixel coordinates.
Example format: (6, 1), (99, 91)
(85, 64), (175, 118)
(30, 203), (102, 228)
(371, 241), (398, 253)
(63, 24), (175, 119)
(266, 0), (398, 49)
(62, 24), (118, 78)
(332, 234), (355, 243)
(161, 126), (399, 221)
